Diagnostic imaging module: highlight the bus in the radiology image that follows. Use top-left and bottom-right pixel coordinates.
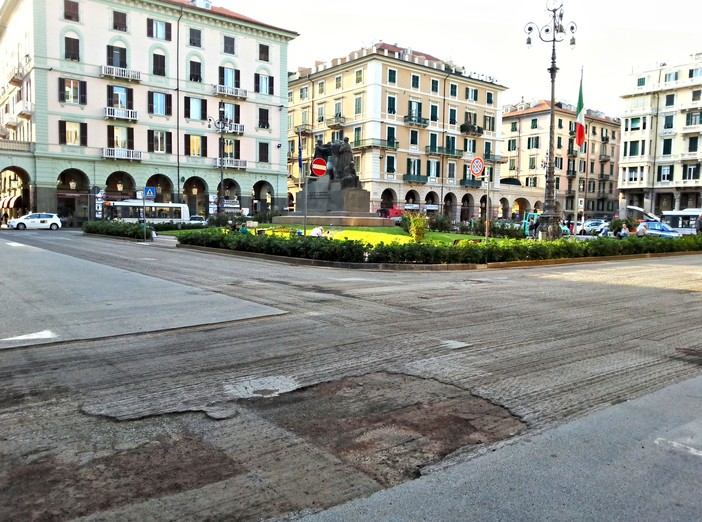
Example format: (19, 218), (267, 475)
(661, 208), (702, 236)
(103, 199), (190, 224)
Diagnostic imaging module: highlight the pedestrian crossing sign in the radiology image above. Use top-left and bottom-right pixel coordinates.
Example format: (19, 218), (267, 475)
(144, 186), (156, 199)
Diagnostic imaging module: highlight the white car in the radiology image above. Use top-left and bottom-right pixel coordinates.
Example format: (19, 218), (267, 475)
(8, 213), (62, 230)
(187, 215), (207, 226)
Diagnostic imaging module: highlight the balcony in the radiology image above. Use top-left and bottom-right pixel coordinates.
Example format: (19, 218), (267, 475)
(294, 124), (312, 135)
(215, 84), (248, 99)
(460, 123), (484, 136)
(0, 126), (8, 137)
(460, 178), (483, 188)
(599, 153), (611, 162)
(404, 174), (428, 184)
(352, 138), (399, 150)
(217, 158), (247, 169)
(682, 124), (702, 134)
(104, 106), (138, 121)
(9, 65), (26, 87)
(5, 117), (20, 128)
(404, 114), (429, 127)
(601, 136), (610, 143)
(565, 189), (576, 197)
(224, 122), (244, 134)
(566, 169), (577, 178)
(485, 152), (507, 163)
(596, 192), (610, 200)
(425, 145), (463, 158)
(17, 101), (34, 119)
(567, 148), (578, 158)
(0, 139), (32, 152)
(100, 65), (141, 82)
(327, 115), (346, 129)
(102, 148), (142, 161)
(599, 174), (609, 180)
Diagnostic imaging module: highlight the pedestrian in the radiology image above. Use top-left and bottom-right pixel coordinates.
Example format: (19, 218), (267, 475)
(528, 218), (537, 238)
(636, 223), (649, 237)
(1, 211), (7, 225)
(311, 226), (325, 238)
(619, 223), (630, 239)
(696, 213), (702, 235)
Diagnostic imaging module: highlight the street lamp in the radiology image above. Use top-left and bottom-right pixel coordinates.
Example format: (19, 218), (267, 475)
(525, 0), (576, 240)
(207, 101), (232, 214)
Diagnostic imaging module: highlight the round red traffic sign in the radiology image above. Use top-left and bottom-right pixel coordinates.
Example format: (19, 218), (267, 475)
(311, 158), (327, 176)
(470, 157), (485, 176)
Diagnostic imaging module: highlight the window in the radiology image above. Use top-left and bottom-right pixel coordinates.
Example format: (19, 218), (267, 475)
(629, 117), (641, 131)
(259, 44), (269, 61)
(464, 111), (477, 125)
(637, 77), (646, 87)
(427, 159), (439, 178)
(387, 95), (396, 115)
(259, 142), (270, 163)
(58, 121), (87, 146)
(107, 125), (133, 150)
(657, 165), (673, 182)
(464, 138), (476, 154)
(411, 74), (420, 89)
(689, 136), (699, 152)
(693, 90), (702, 102)
(254, 73), (274, 95)
(558, 118), (563, 129)
(184, 96), (207, 120)
(386, 156), (395, 173)
(686, 111), (702, 126)
(557, 136), (562, 149)
(530, 118), (537, 129)
(448, 162), (457, 179)
(662, 138), (672, 155)
(408, 158), (420, 175)
(299, 86), (308, 101)
(428, 79), (438, 93)
(529, 156), (537, 169)
(449, 108), (457, 125)
(486, 92), (494, 105)
(317, 81), (325, 95)
(147, 130), (172, 153)
(410, 130), (418, 146)
(591, 125), (597, 136)
(219, 66), (240, 88)
(108, 85), (130, 109)
(147, 19), (171, 41)
(689, 68), (702, 79)
(65, 36), (80, 61)
(223, 36), (235, 54)
(386, 126), (396, 145)
(388, 69), (397, 84)
(148, 92), (172, 116)
(152, 53), (165, 76)
(335, 75), (342, 89)
(107, 45), (127, 68)
(507, 138), (517, 151)
(527, 137), (540, 149)
(430, 104), (439, 122)
(189, 61), (202, 82)
(629, 141), (640, 156)
(664, 115), (674, 129)
(64, 0), (79, 21)
(665, 94), (675, 107)
(317, 106), (324, 122)
(184, 135), (205, 157)
(449, 83), (457, 97)
(59, 78), (87, 104)
(465, 87), (478, 101)
(664, 71), (679, 82)
(683, 164), (699, 180)
(113, 11), (127, 32)
(483, 115), (495, 132)
(509, 158), (516, 170)
(354, 95), (362, 115)
(189, 28), (201, 47)
(223, 102), (239, 122)
(258, 108), (270, 129)
(334, 100), (342, 117)
(355, 69), (363, 84)
(555, 157), (563, 170)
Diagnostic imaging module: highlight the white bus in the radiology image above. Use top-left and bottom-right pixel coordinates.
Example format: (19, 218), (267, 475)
(661, 208), (702, 236)
(103, 199), (190, 224)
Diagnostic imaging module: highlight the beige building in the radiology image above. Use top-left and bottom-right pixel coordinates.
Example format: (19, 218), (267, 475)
(287, 43), (543, 222)
(502, 100), (620, 222)
(619, 53), (702, 216)
(0, 0), (296, 222)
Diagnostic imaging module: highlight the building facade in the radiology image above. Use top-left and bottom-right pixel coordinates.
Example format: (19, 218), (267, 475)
(619, 53), (702, 216)
(502, 100), (621, 222)
(287, 43), (544, 223)
(0, 0), (296, 223)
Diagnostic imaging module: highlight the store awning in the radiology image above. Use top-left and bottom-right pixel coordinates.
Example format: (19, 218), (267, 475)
(2, 195), (20, 208)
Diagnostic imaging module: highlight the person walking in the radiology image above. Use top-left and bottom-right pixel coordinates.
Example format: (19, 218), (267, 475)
(696, 213), (702, 235)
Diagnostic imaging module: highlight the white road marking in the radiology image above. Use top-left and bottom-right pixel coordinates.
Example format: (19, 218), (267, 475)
(654, 438), (702, 458)
(5, 242), (26, 247)
(3, 330), (59, 341)
(224, 376), (300, 398)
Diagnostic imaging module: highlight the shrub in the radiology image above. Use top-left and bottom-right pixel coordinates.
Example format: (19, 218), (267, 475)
(428, 213), (452, 232)
(408, 213), (429, 243)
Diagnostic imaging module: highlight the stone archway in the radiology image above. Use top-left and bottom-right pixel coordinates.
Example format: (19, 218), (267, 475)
(57, 168), (91, 226)
(379, 188), (397, 210)
(182, 177), (209, 217)
(460, 194), (477, 222)
(146, 173), (174, 203)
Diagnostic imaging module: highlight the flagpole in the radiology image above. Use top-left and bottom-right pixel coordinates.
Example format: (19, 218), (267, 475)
(576, 67), (586, 233)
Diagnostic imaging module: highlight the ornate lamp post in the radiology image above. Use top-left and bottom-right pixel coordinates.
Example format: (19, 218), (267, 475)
(525, 0), (576, 240)
(207, 101), (232, 214)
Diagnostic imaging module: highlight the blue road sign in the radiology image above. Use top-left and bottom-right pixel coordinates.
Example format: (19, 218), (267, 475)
(144, 186), (156, 199)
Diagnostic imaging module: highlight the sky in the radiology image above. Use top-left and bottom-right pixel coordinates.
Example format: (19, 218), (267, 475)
(220, 0), (702, 117)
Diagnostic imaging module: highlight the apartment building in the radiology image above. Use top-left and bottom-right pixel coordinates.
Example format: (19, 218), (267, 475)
(502, 100), (620, 222)
(286, 43), (529, 222)
(0, 0), (296, 222)
(619, 53), (702, 216)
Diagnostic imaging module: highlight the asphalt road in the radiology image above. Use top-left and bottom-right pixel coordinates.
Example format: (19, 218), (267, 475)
(1, 228), (701, 521)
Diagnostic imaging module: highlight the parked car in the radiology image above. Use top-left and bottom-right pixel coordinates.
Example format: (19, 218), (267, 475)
(634, 221), (681, 239)
(188, 215), (207, 226)
(7, 213), (62, 230)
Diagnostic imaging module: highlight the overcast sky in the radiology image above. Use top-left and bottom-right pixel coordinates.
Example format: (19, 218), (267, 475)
(222, 0), (702, 117)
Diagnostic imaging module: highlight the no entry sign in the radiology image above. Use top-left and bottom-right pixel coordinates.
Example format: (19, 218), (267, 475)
(311, 158), (327, 176)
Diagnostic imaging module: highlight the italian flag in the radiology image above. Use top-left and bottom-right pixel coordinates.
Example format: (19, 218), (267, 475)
(575, 72), (585, 147)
